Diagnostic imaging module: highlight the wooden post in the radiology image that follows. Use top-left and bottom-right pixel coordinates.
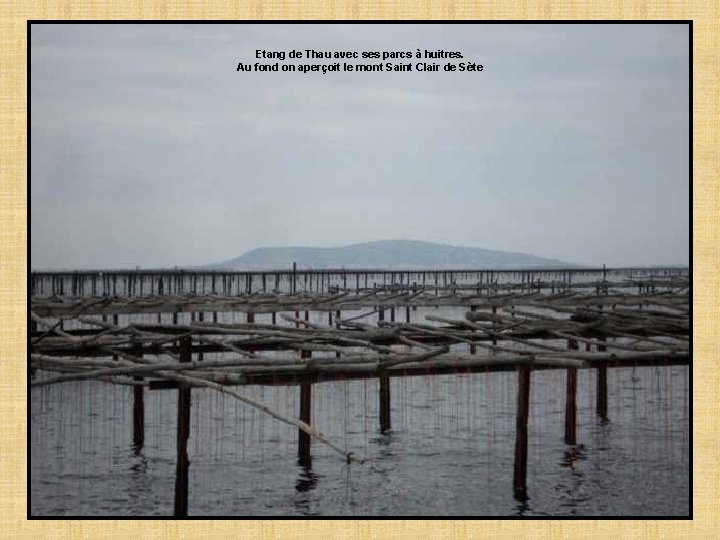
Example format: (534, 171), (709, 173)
(379, 368), (391, 433)
(469, 305), (477, 354)
(513, 366), (531, 501)
(298, 356), (312, 464)
(491, 306), (498, 348)
(112, 314), (119, 361)
(174, 336), (192, 517)
(597, 329), (608, 420)
(597, 365), (608, 421)
(565, 368), (577, 445)
(197, 312), (204, 361)
(132, 343), (145, 450)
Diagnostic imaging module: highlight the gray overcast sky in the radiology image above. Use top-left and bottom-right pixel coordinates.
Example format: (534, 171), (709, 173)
(30, 23), (690, 269)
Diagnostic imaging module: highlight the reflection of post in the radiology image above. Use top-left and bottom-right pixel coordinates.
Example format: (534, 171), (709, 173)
(513, 366), (531, 500)
(132, 343), (145, 450)
(174, 336), (192, 517)
(379, 368), (391, 433)
(565, 368), (577, 445)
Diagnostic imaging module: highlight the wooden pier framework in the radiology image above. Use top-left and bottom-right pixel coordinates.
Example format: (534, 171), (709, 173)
(30, 269), (690, 515)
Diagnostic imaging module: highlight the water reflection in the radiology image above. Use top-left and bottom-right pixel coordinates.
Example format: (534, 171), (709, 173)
(295, 459), (318, 493)
(31, 366), (690, 516)
(561, 444), (586, 470)
(293, 459), (320, 516)
(515, 498), (530, 516)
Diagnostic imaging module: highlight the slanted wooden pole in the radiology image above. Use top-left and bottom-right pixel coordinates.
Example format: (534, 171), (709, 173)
(513, 366), (531, 501)
(132, 343), (145, 450)
(379, 367), (391, 433)
(564, 368), (577, 445)
(174, 336), (192, 517)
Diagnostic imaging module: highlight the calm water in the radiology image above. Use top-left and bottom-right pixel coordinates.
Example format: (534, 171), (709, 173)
(30, 362), (690, 517)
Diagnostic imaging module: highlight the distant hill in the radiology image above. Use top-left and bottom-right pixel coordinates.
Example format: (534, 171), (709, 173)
(208, 240), (574, 270)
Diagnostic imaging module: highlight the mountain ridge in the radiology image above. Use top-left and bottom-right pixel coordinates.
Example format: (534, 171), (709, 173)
(207, 240), (575, 270)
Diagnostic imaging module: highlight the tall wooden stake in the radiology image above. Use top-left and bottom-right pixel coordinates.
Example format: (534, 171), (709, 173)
(379, 368), (391, 433)
(132, 343), (145, 450)
(514, 366), (531, 501)
(299, 391), (312, 463)
(565, 368), (577, 445)
(597, 365), (608, 421)
(174, 336), (192, 517)
(298, 350), (313, 463)
(469, 305), (477, 354)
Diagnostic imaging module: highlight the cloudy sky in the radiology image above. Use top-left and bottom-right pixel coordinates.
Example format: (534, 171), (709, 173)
(30, 24), (690, 269)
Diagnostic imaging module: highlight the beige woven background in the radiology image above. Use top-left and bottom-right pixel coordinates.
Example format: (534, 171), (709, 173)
(1, 1), (716, 537)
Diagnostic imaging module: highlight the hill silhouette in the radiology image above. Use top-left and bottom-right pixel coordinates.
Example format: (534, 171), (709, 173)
(208, 240), (573, 270)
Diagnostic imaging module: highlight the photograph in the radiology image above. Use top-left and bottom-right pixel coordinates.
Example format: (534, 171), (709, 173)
(29, 22), (690, 517)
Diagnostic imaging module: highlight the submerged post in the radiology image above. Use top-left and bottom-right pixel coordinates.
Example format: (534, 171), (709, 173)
(292, 262), (297, 294)
(469, 305), (477, 354)
(298, 348), (313, 463)
(299, 380), (312, 464)
(597, 329), (608, 420)
(513, 366), (531, 500)
(597, 365), (608, 421)
(565, 367), (577, 445)
(491, 305), (498, 348)
(174, 336), (192, 517)
(132, 343), (145, 450)
(379, 367), (391, 433)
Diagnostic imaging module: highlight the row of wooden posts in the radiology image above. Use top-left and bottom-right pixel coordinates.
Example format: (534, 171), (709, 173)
(117, 318), (612, 516)
(32, 281), (686, 516)
(30, 265), (686, 297)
